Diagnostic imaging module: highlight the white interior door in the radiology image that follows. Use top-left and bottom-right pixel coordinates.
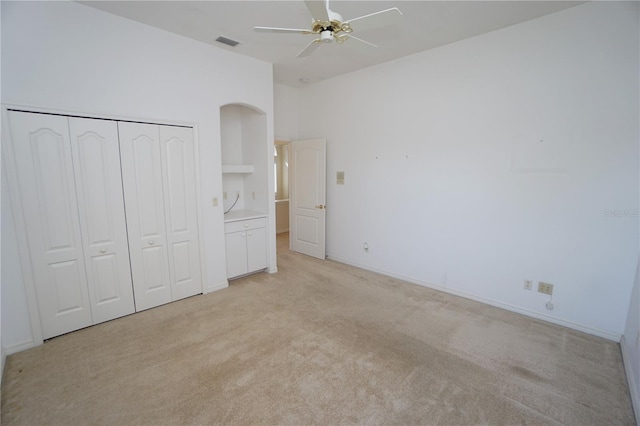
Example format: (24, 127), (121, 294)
(159, 125), (202, 300)
(289, 139), (326, 259)
(68, 117), (135, 323)
(118, 122), (172, 311)
(7, 111), (93, 338)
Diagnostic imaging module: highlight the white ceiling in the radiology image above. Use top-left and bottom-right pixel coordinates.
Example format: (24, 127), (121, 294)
(81, 1), (584, 88)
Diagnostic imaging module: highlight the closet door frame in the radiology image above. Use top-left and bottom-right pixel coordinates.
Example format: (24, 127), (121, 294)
(1, 104), (207, 350)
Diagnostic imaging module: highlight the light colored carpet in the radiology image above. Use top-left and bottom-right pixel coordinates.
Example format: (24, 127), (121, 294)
(1, 233), (635, 425)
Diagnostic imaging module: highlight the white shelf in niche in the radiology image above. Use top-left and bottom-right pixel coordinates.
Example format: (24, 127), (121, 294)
(221, 165), (254, 174)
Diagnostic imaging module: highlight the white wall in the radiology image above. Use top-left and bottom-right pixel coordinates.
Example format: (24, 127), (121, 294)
(296, 1), (639, 339)
(622, 257), (640, 423)
(1, 1), (274, 350)
(274, 83), (299, 141)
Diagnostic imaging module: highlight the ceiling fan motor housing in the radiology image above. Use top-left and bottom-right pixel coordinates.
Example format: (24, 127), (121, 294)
(311, 10), (351, 38)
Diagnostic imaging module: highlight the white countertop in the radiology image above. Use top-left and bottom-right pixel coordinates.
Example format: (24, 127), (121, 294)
(223, 209), (267, 223)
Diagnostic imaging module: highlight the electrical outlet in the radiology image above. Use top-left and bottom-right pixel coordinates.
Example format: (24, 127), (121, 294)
(524, 280), (533, 290)
(538, 281), (554, 295)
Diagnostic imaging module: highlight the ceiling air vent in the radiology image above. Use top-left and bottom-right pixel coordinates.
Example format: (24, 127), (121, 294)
(216, 36), (239, 47)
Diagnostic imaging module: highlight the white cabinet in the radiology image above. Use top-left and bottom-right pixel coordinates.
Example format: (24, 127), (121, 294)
(224, 217), (267, 279)
(5, 111), (202, 338)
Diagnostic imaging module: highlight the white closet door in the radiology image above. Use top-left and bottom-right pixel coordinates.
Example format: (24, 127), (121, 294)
(118, 122), (172, 311)
(159, 126), (202, 300)
(68, 118), (135, 322)
(7, 111), (93, 338)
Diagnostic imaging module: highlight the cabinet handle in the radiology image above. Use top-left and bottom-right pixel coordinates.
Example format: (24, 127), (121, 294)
(100, 248), (107, 254)
(248, 232), (252, 236)
(241, 233), (245, 238)
(244, 224), (249, 228)
(148, 240), (154, 245)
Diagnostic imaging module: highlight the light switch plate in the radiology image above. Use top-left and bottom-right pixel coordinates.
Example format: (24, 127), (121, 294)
(337, 171), (345, 185)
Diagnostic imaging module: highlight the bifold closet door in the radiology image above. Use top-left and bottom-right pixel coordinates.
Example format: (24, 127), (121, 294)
(159, 126), (202, 301)
(7, 111), (93, 339)
(68, 118), (136, 322)
(118, 122), (173, 311)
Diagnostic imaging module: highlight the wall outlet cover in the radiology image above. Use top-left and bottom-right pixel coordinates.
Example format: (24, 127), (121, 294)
(538, 281), (554, 295)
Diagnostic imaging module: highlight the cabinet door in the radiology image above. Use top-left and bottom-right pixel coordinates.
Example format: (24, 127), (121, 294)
(118, 122), (172, 311)
(7, 111), (93, 338)
(225, 231), (248, 279)
(68, 118), (135, 323)
(247, 227), (267, 273)
(159, 126), (202, 300)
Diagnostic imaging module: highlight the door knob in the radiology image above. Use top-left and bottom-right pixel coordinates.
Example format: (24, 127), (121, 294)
(100, 248), (107, 254)
(315, 204), (325, 209)
(148, 240), (154, 245)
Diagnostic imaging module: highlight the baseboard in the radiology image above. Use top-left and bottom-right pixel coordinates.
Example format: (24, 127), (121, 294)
(205, 280), (229, 294)
(327, 255), (621, 342)
(3, 339), (37, 356)
(1, 345), (6, 386)
(621, 335), (640, 425)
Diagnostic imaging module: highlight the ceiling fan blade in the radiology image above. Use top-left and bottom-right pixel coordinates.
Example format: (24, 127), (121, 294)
(345, 8), (403, 33)
(254, 26), (312, 34)
(344, 34), (377, 48)
(297, 40), (321, 58)
(304, 0), (330, 22)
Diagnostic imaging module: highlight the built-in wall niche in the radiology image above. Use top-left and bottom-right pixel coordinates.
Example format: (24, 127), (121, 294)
(220, 103), (271, 280)
(220, 104), (268, 215)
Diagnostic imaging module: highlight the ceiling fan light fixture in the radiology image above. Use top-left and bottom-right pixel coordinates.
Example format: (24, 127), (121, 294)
(320, 30), (333, 43)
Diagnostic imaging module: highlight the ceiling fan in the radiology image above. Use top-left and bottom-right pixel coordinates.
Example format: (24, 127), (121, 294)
(254, 0), (403, 58)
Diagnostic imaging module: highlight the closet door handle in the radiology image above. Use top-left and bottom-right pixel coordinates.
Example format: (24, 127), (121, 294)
(315, 204), (325, 209)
